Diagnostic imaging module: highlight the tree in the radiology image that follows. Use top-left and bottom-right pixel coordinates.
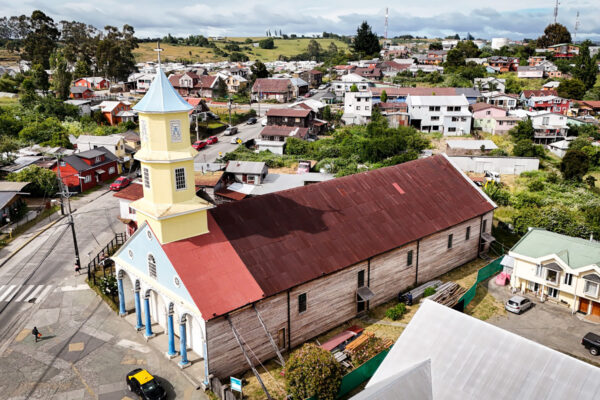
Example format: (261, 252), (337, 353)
(586, 175), (597, 189)
(7, 165), (58, 197)
(322, 105), (332, 121)
(307, 39), (321, 59)
(19, 78), (38, 108)
(327, 42), (338, 55)
(250, 60), (269, 79)
(350, 83), (358, 92)
(96, 25), (138, 81)
(22, 10), (59, 68)
(73, 60), (91, 80)
(429, 42), (442, 50)
(59, 20), (98, 64)
(512, 139), (544, 157)
(353, 21), (380, 57)
(50, 51), (72, 100)
(285, 343), (343, 400)
(31, 63), (49, 93)
(259, 37), (274, 49)
(557, 78), (587, 100)
(560, 149), (589, 181)
(505, 75), (523, 94)
(0, 110), (23, 137)
(380, 89), (388, 103)
(509, 119), (535, 141)
(214, 78), (227, 98)
(0, 135), (20, 163)
(18, 117), (69, 146)
(536, 23), (572, 48)
(445, 48), (465, 67)
(573, 40), (598, 91)
(454, 40), (480, 58)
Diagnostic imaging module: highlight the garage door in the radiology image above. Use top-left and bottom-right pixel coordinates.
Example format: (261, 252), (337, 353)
(579, 298), (589, 313)
(592, 301), (600, 316)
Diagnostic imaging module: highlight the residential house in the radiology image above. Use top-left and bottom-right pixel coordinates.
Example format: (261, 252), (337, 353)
(406, 95), (472, 135)
(547, 139), (573, 158)
(332, 73), (373, 98)
(52, 147), (118, 192)
(0, 181), (30, 226)
(538, 60), (562, 78)
(113, 181), (144, 236)
(194, 169), (224, 202)
(299, 70), (323, 88)
(69, 86), (94, 99)
(65, 99), (92, 116)
(572, 100), (600, 117)
(354, 67), (383, 80)
(375, 102), (409, 128)
(333, 65), (357, 75)
(342, 91), (373, 125)
(120, 130), (142, 152)
(369, 87), (456, 103)
(73, 77), (110, 90)
(528, 55), (547, 66)
(75, 134), (131, 173)
(446, 140), (498, 156)
(442, 39), (458, 50)
(526, 95), (570, 115)
(265, 108), (314, 131)
(471, 103), (508, 132)
(449, 155), (539, 175)
(223, 74), (247, 94)
(289, 77), (309, 97)
(252, 78), (294, 103)
(223, 161), (268, 185)
(492, 116), (522, 135)
(474, 77), (506, 93)
(128, 72), (155, 93)
(455, 88), (481, 105)
(356, 300), (600, 400)
(546, 43), (579, 59)
(530, 112), (569, 143)
(96, 101), (135, 125)
(168, 72), (220, 98)
(256, 126), (310, 154)
(381, 61), (412, 76)
(483, 92), (519, 110)
(487, 56), (519, 72)
(508, 228), (600, 317)
(517, 66), (544, 79)
(520, 89), (558, 103)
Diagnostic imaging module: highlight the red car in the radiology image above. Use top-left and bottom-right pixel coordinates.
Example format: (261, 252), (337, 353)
(110, 176), (131, 191)
(207, 136), (218, 144)
(192, 140), (207, 150)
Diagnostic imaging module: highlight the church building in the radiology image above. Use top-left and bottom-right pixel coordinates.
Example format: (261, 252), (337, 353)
(112, 61), (496, 389)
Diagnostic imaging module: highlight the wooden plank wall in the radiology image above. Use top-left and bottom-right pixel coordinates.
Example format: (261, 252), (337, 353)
(206, 211), (493, 379)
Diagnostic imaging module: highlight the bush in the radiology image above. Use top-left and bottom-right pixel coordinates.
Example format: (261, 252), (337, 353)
(423, 286), (436, 297)
(385, 303), (406, 320)
(259, 37), (275, 49)
(285, 343), (343, 400)
(527, 180), (544, 192)
(560, 149), (589, 181)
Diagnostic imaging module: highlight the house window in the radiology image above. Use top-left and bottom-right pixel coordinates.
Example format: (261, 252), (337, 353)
(452, 117), (459, 122)
(174, 167), (186, 190)
(547, 287), (559, 298)
(466, 226), (471, 240)
(143, 168), (150, 189)
(84, 175), (91, 183)
(60, 161), (66, 167)
(407, 250), (413, 266)
(95, 156), (101, 163)
(486, 111), (491, 115)
(584, 281), (599, 297)
(564, 273), (573, 286)
(431, 116), (439, 121)
(109, 167), (115, 174)
(482, 219), (487, 232)
(448, 127), (457, 132)
(298, 293), (307, 313)
(447, 234), (453, 249)
(545, 269), (559, 285)
(148, 254), (157, 278)
(542, 117), (549, 125)
(128, 207), (136, 215)
(358, 270), (365, 287)
(535, 265), (543, 277)
(356, 106), (361, 110)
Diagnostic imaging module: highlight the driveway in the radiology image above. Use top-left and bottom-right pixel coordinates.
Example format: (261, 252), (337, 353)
(486, 279), (600, 365)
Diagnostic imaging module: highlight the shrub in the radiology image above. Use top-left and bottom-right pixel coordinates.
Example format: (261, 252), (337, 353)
(528, 180), (544, 192)
(351, 336), (388, 367)
(385, 303), (406, 320)
(423, 286), (436, 297)
(285, 343), (343, 400)
(560, 149), (589, 181)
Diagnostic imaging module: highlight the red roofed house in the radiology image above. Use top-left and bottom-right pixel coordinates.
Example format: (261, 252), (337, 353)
(111, 69), (496, 386)
(299, 69), (323, 88)
(251, 78), (294, 103)
(69, 86), (94, 99)
(168, 72), (220, 98)
(354, 67), (383, 80)
(97, 101), (135, 125)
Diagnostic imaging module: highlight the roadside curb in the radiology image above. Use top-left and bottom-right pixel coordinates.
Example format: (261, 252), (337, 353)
(0, 215), (67, 268)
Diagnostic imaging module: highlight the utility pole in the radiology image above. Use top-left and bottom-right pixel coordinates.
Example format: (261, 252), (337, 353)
(56, 155), (81, 272)
(257, 84), (261, 117)
(384, 7), (389, 41)
(228, 98), (232, 126)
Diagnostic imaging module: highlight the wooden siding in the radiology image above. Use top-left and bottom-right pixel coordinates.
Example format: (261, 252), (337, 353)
(206, 211), (492, 379)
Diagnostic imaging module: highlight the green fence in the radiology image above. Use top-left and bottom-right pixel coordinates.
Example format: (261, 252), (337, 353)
(307, 349), (390, 400)
(458, 257), (504, 309)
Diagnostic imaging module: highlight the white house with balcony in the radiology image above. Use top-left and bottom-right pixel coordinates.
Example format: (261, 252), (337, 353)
(406, 95), (472, 135)
(530, 112), (569, 143)
(342, 91), (373, 125)
(508, 228), (600, 317)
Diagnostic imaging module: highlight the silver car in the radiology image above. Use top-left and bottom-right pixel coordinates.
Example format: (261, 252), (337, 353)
(505, 295), (533, 314)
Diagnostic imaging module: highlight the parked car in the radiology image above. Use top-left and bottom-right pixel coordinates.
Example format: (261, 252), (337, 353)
(126, 368), (167, 400)
(582, 332), (600, 356)
(505, 295), (533, 314)
(261, 117), (267, 126)
(192, 140), (207, 150)
(246, 117), (257, 125)
(207, 136), (218, 144)
(223, 126), (238, 136)
(318, 84), (327, 90)
(303, 92), (312, 98)
(207, 111), (220, 120)
(230, 137), (243, 144)
(110, 176), (130, 191)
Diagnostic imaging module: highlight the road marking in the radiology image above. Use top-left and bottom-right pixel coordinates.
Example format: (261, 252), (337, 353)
(35, 286), (53, 303)
(14, 285), (35, 302)
(0, 285), (16, 301)
(60, 284), (90, 292)
(14, 328), (30, 342)
(24, 285), (44, 302)
(116, 339), (150, 353)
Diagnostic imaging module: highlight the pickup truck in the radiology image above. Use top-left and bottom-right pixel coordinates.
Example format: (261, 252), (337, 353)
(581, 332), (600, 355)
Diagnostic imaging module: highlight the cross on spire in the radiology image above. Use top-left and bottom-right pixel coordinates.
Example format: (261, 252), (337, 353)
(154, 41), (163, 68)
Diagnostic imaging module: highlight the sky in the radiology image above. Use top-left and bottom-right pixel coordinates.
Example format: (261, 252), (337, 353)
(1, 0), (599, 41)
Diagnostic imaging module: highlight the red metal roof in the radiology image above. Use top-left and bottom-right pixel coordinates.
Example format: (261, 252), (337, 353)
(252, 78), (291, 93)
(162, 214), (265, 319)
(522, 90), (558, 98)
(113, 182), (144, 201)
(260, 125), (309, 138)
(266, 108), (311, 118)
(214, 188), (248, 201)
(210, 155), (495, 298)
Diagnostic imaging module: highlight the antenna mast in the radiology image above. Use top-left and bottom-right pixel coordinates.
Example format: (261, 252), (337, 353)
(574, 11), (580, 42)
(384, 7), (388, 40)
(553, 0), (560, 24)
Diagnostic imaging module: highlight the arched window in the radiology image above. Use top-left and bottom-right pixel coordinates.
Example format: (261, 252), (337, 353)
(148, 254), (157, 278)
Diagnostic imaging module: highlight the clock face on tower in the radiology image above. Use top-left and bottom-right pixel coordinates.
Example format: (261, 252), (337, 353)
(170, 120), (182, 143)
(140, 119), (148, 142)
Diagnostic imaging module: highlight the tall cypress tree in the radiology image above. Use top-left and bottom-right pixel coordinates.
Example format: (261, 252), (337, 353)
(352, 21), (380, 57)
(573, 40), (598, 91)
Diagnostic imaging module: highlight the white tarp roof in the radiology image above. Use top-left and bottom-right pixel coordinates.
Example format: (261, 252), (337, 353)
(367, 300), (600, 400)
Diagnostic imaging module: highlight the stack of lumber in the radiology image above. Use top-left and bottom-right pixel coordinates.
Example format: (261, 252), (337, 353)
(403, 280), (442, 303)
(428, 282), (466, 308)
(345, 332), (374, 354)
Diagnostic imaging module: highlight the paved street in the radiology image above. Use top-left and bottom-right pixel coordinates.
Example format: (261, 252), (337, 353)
(0, 189), (208, 399)
(193, 119), (263, 164)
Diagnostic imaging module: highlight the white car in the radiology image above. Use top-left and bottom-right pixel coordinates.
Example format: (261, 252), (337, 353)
(230, 137), (243, 144)
(505, 295), (533, 314)
(261, 117), (267, 126)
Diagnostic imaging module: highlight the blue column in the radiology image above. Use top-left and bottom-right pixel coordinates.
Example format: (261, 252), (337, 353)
(179, 322), (189, 367)
(117, 278), (126, 316)
(134, 291), (143, 330)
(144, 297), (154, 338)
(167, 314), (177, 357)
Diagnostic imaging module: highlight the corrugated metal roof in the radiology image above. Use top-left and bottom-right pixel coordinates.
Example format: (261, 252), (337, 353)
(133, 68), (193, 114)
(112, 182), (144, 201)
(367, 300), (600, 400)
(266, 108), (311, 118)
(0, 181), (31, 192)
(225, 161), (266, 175)
(211, 155), (495, 297)
(0, 191), (18, 209)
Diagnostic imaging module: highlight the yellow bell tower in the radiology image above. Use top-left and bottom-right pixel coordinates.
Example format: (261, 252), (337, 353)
(130, 46), (212, 244)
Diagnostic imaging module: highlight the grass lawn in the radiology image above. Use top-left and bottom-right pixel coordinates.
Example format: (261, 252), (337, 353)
(0, 49), (20, 64)
(0, 96), (18, 106)
(135, 38), (349, 63)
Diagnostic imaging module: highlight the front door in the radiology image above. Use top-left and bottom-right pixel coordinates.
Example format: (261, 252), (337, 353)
(592, 301), (600, 317)
(580, 298), (590, 313)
